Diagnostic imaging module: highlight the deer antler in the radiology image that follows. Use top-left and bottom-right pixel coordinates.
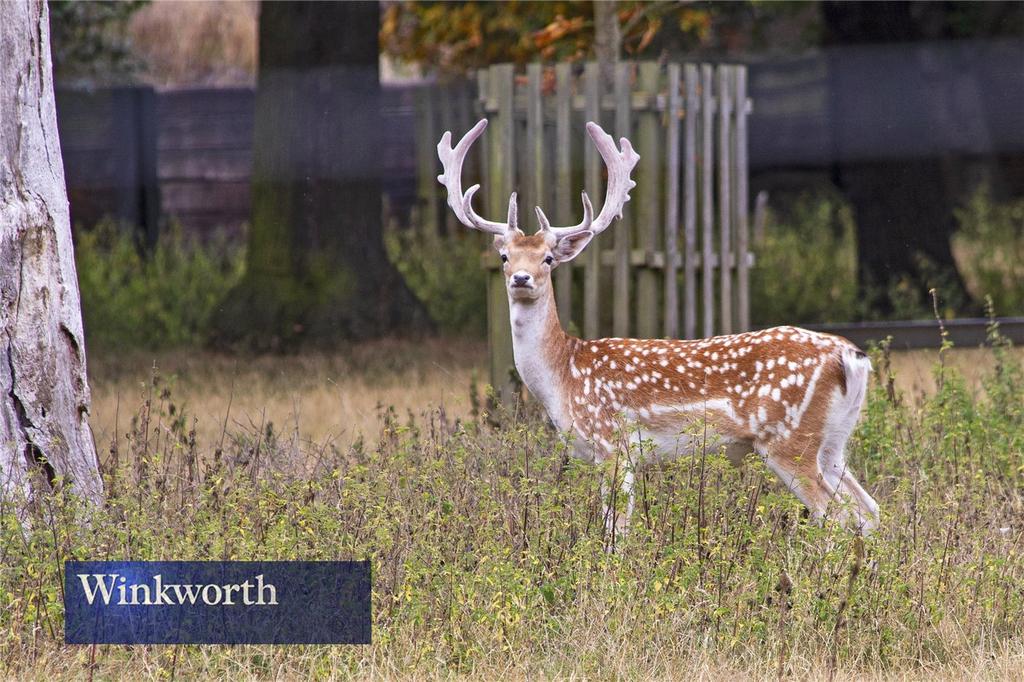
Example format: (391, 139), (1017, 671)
(536, 121), (640, 238)
(437, 119), (520, 236)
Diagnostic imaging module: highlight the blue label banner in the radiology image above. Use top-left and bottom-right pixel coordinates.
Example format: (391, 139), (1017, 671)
(64, 561), (371, 644)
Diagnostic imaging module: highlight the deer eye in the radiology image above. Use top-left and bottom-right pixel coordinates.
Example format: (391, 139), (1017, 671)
(544, 256), (554, 266)
(500, 254), (508, 263)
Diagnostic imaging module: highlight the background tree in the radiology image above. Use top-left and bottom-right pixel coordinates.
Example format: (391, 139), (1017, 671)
(1, 0), (104, 510)
(48, 0), (147, 85)
(380, 1), (815, 78)
(215, 0), (428, 349)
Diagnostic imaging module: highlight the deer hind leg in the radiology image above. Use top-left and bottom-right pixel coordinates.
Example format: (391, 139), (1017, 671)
(818, 436), (880, 534)
(818, 399), (881, 533)
(760, 445), (840, 525)
(762, 434), (877, 534)
(832, 471), (880, 534)
(820, 348), (881, 533)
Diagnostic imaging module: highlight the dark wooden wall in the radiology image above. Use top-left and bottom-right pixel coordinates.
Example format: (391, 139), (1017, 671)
(56, 86), (419, 240)
(156, 89), (253, 236)
(57, 88), (161, 243)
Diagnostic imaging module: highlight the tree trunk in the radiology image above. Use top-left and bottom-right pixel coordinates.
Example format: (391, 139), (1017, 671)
(213, 0), (428, 349)
(593, 1), (622, 91)
(0, 0), (103, 511)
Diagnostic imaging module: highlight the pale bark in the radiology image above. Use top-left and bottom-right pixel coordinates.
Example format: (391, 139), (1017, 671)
(1, 0), (103, 510)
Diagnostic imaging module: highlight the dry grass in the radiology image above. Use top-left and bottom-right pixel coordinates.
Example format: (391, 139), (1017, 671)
(129, 0), (258, 87)
(87, 340), (1022, 454)
(11, 637), (1024, 681)
(88, 337), (487, 451)
(883, 345), (1024, 401)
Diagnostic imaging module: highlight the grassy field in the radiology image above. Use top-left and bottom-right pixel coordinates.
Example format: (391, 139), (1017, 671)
(87, 339), (1019, 450)
(2, 336), (1023, 680)
(88, 338), (488, 449)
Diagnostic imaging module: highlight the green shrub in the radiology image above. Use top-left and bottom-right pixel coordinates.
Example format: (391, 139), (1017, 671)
(859, 252), (970, 321)
(385, 225), (488, 336)
(952, 185), (1024, 316)
(75, 220), (245, 350)
(750, 192), (859, 325)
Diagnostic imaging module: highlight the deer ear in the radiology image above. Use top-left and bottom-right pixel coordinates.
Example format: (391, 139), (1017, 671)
(552, 230), (594, 263)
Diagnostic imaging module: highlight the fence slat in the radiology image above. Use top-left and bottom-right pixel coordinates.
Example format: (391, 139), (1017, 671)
(701, 64), (715, 337)
(734, 66), (751, 332)
(554, 63), (574, 321)
(613, 62), (632, 338)
(456, 83), (478, 228)
(583, 63), (601, 339)
(663, 63), (682, 339)
(717, 66), (733, 335)
(525, 64), (544, 232)
(683, 64), (699, 340)
(636, 62), (661, 339)
(487, 64), (516, 403)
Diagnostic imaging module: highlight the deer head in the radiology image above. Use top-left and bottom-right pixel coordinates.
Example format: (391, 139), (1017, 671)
(437, 119), (640, 302)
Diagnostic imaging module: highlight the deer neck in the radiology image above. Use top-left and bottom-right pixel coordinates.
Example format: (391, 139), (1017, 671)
(508, 285), (575, 429)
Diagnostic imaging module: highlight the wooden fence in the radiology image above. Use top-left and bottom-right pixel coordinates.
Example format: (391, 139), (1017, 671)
(414, 61), (755, 397)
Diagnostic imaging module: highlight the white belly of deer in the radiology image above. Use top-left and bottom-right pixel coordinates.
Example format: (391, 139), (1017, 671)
(563, 398), (753, 465)
(626, 418), (751, 463)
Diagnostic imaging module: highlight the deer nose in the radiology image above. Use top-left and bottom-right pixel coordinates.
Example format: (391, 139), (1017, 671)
(512, 272), (532, 287)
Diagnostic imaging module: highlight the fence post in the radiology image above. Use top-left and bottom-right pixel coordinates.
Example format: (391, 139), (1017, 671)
(613, 62), (632, 338)
(582, 63), (601, 339)
(717, 66), (733, 335)
(701, 64), (715, 337)
(683, 65), (699, 340)
(734, 66), (751, 332)
(525, 63), (545, 235)
(554, 63), (574, 321)
(137, 87), (160, 249)
(663, 63), (682, 339)
(486, 64), (517, 404)
(636, 62), (661, 339)
(112, 87), (160, 244)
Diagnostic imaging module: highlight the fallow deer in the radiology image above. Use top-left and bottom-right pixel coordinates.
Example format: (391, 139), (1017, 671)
(437, 119), (880, 536)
